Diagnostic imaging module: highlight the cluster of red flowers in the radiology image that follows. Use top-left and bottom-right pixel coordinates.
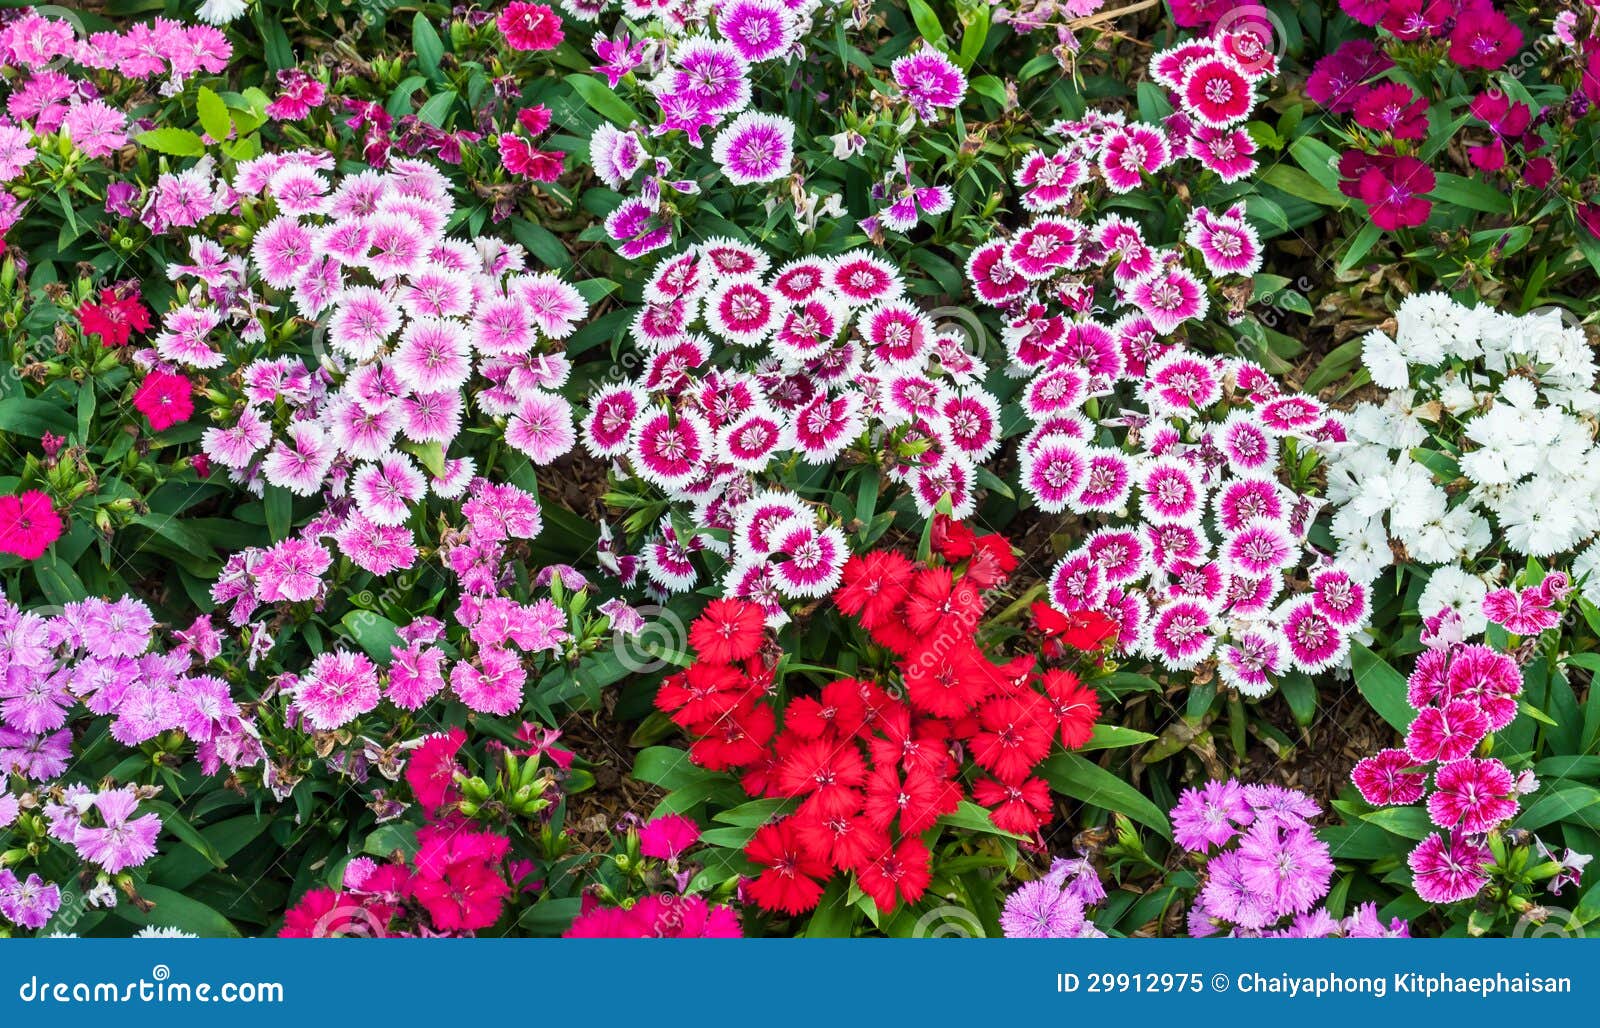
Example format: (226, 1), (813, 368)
(77, 288), (151, 347)
(656, 520), (1104, 917)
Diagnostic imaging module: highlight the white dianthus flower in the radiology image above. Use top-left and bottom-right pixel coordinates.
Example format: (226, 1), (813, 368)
(1417, 566), (1490, 635)
(1360, 329), (1410, 389)
(1395, 292), (1477, 364)
(196, 0), (250, 25)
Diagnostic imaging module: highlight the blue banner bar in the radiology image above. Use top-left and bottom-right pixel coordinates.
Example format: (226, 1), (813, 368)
(2, 940), (1592, 1024)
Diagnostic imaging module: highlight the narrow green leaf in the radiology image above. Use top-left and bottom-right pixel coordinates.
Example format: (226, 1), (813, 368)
(413, 13), (445, 78)
(564, 74), (639, 127)
(1040, 753), (1172, 838)
(1351, 643), (1414, 733)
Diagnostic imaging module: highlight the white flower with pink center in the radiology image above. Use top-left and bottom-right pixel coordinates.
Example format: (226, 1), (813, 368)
(1149, 600), (1217, 669)
(1022, 435), (1087, 513)
(711, 110), (795, 185)
(1140, 458), (1204, 525)
(630, 409), (710, 491)
(351, 454), (426, 527)
(771, 521), (846, 598)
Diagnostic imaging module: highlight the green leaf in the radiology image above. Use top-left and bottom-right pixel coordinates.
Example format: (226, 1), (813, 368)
(713, 797), (794, 827)
(906, 0), (947, 47)
(1518, 786), (1600, 831)
(196, 87), (231, 143)
(413, 12), (445, 78)
(1360, 805), (1433, 840)
(253, 8), (295, 71)
(936, 800), (1028, 840)
(0, 395), (83, 437)
(1573, 878), (1600, 928)
(416, 90), (458, 128)
(363, 823), (420, 860)
(1338, 222), (1384, 272)
(133, 514), (217, 562)
(1351, 643), (1414, 733)
(264, 485), (292, 541)
(803, 879), (857, 938)
(1078, 724), (1158, 751)
(565, 74), (640, 127)
(1040, 753), (1172, 838)
(632, 746), (715, 790)
(518, 897), (583, 935)
(1426, 172), (1512, 215)
(137, 127), (206, 157)
(955, 8), (990, 70)
(111, 885), (240, 938)
(150, 814), (270, 892)
(340, 610), (403, 662)
(33, 551), (87, 605)
(1288, 135), (1344, 192)
(1279, 672), (1317, 727)
(1260, 164), (1343, 207)
(145, 800), (226, 870)
(697, 826), (761, 848)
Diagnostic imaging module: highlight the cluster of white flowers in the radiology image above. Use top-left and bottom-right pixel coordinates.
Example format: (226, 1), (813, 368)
(1326, 294), (1600, 620)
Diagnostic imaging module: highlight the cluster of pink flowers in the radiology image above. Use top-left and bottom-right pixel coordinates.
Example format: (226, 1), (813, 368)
(43, 785), (163, 875)
(582, 237), (1000, 610)
(566, 891), (742, 937)
(0, 594), (261, 930)
(0, 10), (231, 246)
(582, 3), (969, 257)
(0, 594), (261, 783)
(214, 477), (595, 727)
(0, 868), (60, 930)
(140, 155), (587, 575)
(1172, 779), (1408, 938)
(0, 10), (229, 88)
(282, 824), (524, 936)
(583, 0), (825, 256)
(1000, 856), (1108, 938)
(1022, 351), (1356, 691)
(284, 719), (568, 936)
(1351, 577), (1569, 906)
